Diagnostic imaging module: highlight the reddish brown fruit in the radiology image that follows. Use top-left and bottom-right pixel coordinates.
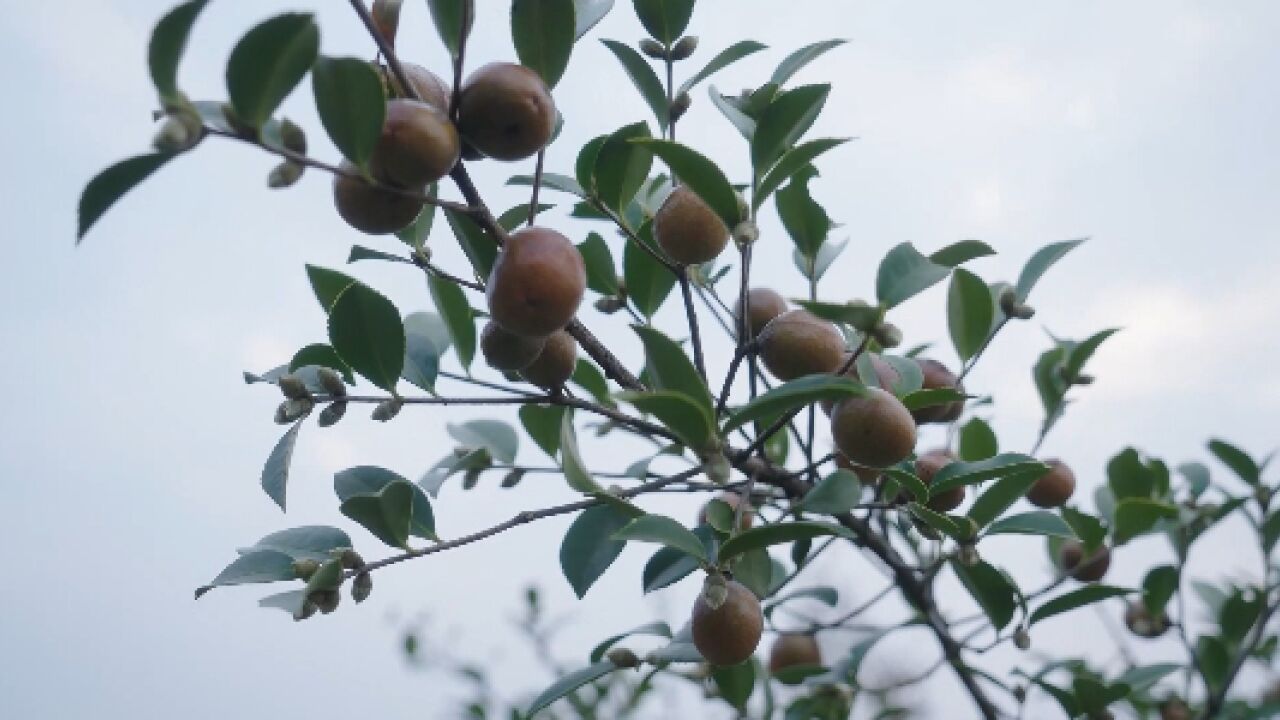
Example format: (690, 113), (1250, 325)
(456, 62), (556, 161)
(487, 227), (586, 337)
(757, 310), (845, 381)
(1159, 699), (1191, 720)
(519, 330), (577, 388)
(1027, 459), (1076, 508)
(332, 161), (424, 235)
(1059, 540), (1111, 582)
(830, 388), (917, 469)
(368, 100), (460, 188)
(822, 353), (900, 414)
(691, 580), (763, 666)
(768, 633), (822, 674)
(1124, 601), (1171, 638)
(480, 320), (546, 371)
(654, 186), (730, 266)
(916, 449), (966, 512)
(912, 358), (965, 423)
(697, 492), (753, 530)
(735, 287), (789, 340)
(397, 63), (451, 111)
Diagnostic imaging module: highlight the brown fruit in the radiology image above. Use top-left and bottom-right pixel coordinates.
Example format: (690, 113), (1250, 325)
(368, 99), (460, 188)
(822, 353), (900, 414)
(916, 448), (966, 512)
(520, 330), (577, 388)
(757, 310), (845, 381)
(487, 227), (586, 337)
(332, 161), (425, 235)
(912, 358), (965, 423)
(654, 186), (730, 265)
(835, 453), (882, 484)
(480, 320), (546, 371)
(697, 492), (753, 530)
(691, 580), (763, 666)
(830, 388), (917, 469)
(1159, 699), (1191, 720)
(1027, 459), (1076, 508)
(1059, 540), (1111, 582)
(398, 63), (451, 111)
(456, 62), (556, 161)
(735, 287), (788, 340)
(768, 633), (822, 674)
(1124, 601), (1171, 638)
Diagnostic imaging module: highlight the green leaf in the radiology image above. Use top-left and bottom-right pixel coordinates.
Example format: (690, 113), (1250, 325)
(511, 0), (576, 87)
(634, 326), (714, 414)
(446, 209), (498, 279)
(947, 268), (994, 362)
(560, 411), (603, 493)
(306, 265), (357, 312)
(632, 0), (695, 44)
(1030, 585), (1131, 625)
(712, 659), (757, 708)
(967, 472), (1040, 527)
(1198, 635), (1231, 690)
(148, 0), (209, 101)
(719, 522), (853, 562)
(1142, 565), (1178, 617)
(328, 282), (405, 392)
(225, 13), (318, 129)
(1015, 237), (1086, 301)
(601, 40), (670, 130)
(930, 453), (1047, 496)
(578, 232), (620, 295)
(527, 660), (620, 717)
(448, 420), (517, 464)
(613, 514), (708, 563)
(339, 480), (415, 549)
(771, 39), (846, 87)
(590, 621), (672, 662)
(751, 84), (830, 174)
(334, 465), (436, 540)
(401, 311), (447, 391)
(775, 166), (829, 259)
(678, 40), (767, 95)
(574, 0), (614, 38)
(930, 239), (995, 267)
(1179, 461), (1211, 498)
(311, 56), (385, 170)
(242, 526), (352, 562)
(623, 221), (676, 317)
(347, 245), (410, 265)
(753, 137), (848, 210)
(631, 139), (741, 228)
(881, 467), (928, 504)
(77, 153), (176, 241)
(616, 390), (715, 449)
(952, 560), (1018, 630)
(427, 0), (474, 59)
(899, 387), (967, 412)
(594, 122), (654, 212)
(876, 242), (951, 308)
(793, 299), (882, 332)
(419, 447), (491, 496)
(764, 587), (839, 619)
(1064, 328), (1118, 382)
(797, 470), (862, 515)
(571, 359), (614, 406)
(575, 135), (608, 194)
(1112, 498), (1177, 544)
(732, 548), (774, 599)
(986, 511), (1076, 539)
(196, 549), (297, 598)
(642, 529), (712, 592)
(520, 405), (566, 459)
(959, 418), (998, 462)
(261, 419), (305, 511)
(1115, 664), (1181, 693)
(560, 504), (635, 598)
(725, 376), (865, 434)
(1062, 507), (1108, 551)
(427, 273), (476, 371)
(1208, 438), (1260, 486)
(510, 172), (586, 198)
(708, 85), (756, 140)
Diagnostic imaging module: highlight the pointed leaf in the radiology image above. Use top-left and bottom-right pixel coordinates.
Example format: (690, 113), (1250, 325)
(148, 0), (209, 100)
(1029, 585), (1131, 625)
(931, 239), (995, 268)
(527, 661), (619, 717)
(244, 526), (352, 562)
(328, 282), (405, 391)
(311, 56), (385, 169)
(196, 549), (297, 598)
(601, 39), (670, 130)
(724, 375), (865, 433)
(339, 480), (414, 549)
(930, 453), (1047, 496)
(574, 0), (614, 38)
(754, 137), (848, 210)
(1112, 498), (1177, 544)
(77, 153), (176, 241)
(427, 273), (475, 371)
(966, 472), (1040, 527)
(771, 39), (846, 87)
(305, 265), (357, 312)
(1208, 438), (1260, 486)
(590, 620), (672, 662)
(261, 418), (305, 511)
(561, 410), (603, 493)
(1016, 238), (1086, 301)
(634, 326), (713, 412)
(594, 122), (654, 212)
(512, 0), (576, 87)
(226, 13), (319, 128)
(613, 514), (708, 563)
(616, 390), (714, 449)
(678, 40), (767, 95)
(719, 521), (853, 562)
(631, 138), (741, 228)
(401, 311), (447, 391)
(876, 242), (951, 308)
(952, 560), (1017, 630)
(798, 470), (862, 515)
(335, 465), (436, 540)
(623, 222), (676, 317)
(560, 504), (636, 598)
(427, 0), (474, 59)
(986, 511), (1076, 539)
(948, 268), (994, 362)
(445, 207), (499, 278)
(632, 0), (695, 44)
(751, 84), (829, 174)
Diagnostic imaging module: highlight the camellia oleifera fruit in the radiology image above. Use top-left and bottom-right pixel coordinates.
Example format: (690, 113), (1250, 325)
(653, 186), (730, 266)
(915, 448), (965, 512)
(1026, 459), (1076, 508)
(912, 358), (965, 423)
(767, 633), (822, 674)
(368, 99), (460, 188)
(480, 320), (545, 371)
(757, 310), (845, 381)
(830, 388), (917, 469)
(519, 330), (577, 389)
(691, 579), (763, 666)
(487, 227), (586, 337)
(1124, 600), (1171, 638)
(735, 287), (789, 340)
(332, 161), (425, 235)
(456, 62), (556, 161)
(1059, 540), (1111, 583)
(394, 63), (451, 111)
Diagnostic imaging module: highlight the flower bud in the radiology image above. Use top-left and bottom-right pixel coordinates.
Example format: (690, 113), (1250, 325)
(311, 588), (341, 614)
(152, 116), (198, 153)
(872, 322), (903, 349)
(372, 399), (403, 422)
(278, 117), (307, 154)
(318, 401), (348, 427)
(275, 398), (313, 424)
(1014, 627), (1031, 650)
(594, 295), (626, 314)
(268, 161), (305, 189)
(278, 375), (311, 400)
(702, 452), (732, 485)
(998, 287), (1035, 320)
(733, 220), (759, 247)
(670, 36), (699, 60)
(352, 572), (373, 603)
(639, 38), (667, 59)
(340, 549), (366, 570)
(957, 544), (980, 566)
(294, 599), (318, 621)
(606, 647), (642, 668)
(669, 92), (692, 123)
(316, 368), (347, 397)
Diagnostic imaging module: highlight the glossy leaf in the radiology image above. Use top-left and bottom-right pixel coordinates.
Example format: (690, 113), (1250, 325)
(632, 139), (741, 228)
(445, 208), (499, 278)
(712, 659), (756, 708)
(899, 387), (967, 412)
(623, 221), (676, 317)
(967, 472), (1040, 527)
(243, 526), (352, 562)
(1029, 585), (1131, 625)
(1208, 438), (1260, 486)
(1112, 498), (1177, 544)
(634, 326), (713, 411)
(148, 0), (209, 100)
(1062, 507), (1108, 551)
(512, 0), (576, 87)
(632, 0), (695, 44)
(952, 560), (1018, 630)
(764, 587), (839, 619)
(725, 376), (863, 434)
(876, 242), (951, 308)
(601, 39), (669, 129)
(986, 511), (1076, 539)
(560, 411), (603, 493)
(261, 418), (305, 511)
(427, 0), (473, 58)
(225, 13), (319, 128)
(578, 232), (620, 295)
(328, 281), (405, 391)
(339, 479), (414, 549)
(311, 56), (385, 169)
(718, 522), (853, 562)
(775, 166), (829, 259)
(616, 390), (714, 449)
(571, 359), (614, 406)
(754, 137), (848, 210)
(1142, 565), (1178, 617)
(560, 504), (635, 598)
(510, 172), (586, 198)
(448, 420), (517, 464)
(930, 454), (1047, 496)
(1016, 237), (1086, 301)
(527, 660), (619, 717)
(931, 239), (995, 267)
(708, 85), (756, 139)
(347, 245), (410, 265)
(679, 40), (767, 95)
(794, 299), (881, 332)
(335, 465), (436, 540)
(306, 265), (357, 312)
(520, 405), (565, 459)
(589, 621), (672, 662)
(614, 514), (708, 563)
(881, 467), (928, 504)
(77, 153), (175, 241)
(909, 503), (976, 543)
(427, 273), (476, 371)
(751, 84), (830, 174)
(959, 418), (998, 461)
(401, 311), (447, 391)
(574, 0), (614, 38)
(947, 268), (994, 362)
(594, 122), (654, 212)
(771, 39), (846, 87)
(196, 549), (297, 598)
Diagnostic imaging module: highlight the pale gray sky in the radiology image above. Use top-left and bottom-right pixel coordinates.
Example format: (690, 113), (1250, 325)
(3, 1), (1280, 718)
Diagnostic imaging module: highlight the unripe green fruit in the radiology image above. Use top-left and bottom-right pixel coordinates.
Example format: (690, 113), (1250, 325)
(1059, 540), (1111, 582)
(654, 186), (730, 265)
(691, 579), (763, 666)
(916, 448), (965, 512)
(767, 633), (821, 674)
(480, 320), (547, 371)
(830, 388), (916, 469)
(487, 227), (586, 337)
(520, 330), (578, 388)
(757, 310), (845, 381)
(333, 161), (425, 235)
(1027, 459), (1075, 508)
(457, 62), (556, 161)
(369, 99), (460, 188)
(735, 287), (789, 340)
(912, 358), (965, 423)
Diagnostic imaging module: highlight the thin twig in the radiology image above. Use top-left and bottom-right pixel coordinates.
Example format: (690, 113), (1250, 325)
(678, 268), (708, 383)
(528, 149), (545, 227)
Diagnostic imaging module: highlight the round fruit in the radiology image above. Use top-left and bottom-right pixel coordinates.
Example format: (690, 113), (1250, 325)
(487, 226), (586, 337)
(916, 448), (965, 512)
(480, 320), (546, 371)
(332, 162), (425, 235)
(1027, 459), (1076, 508)
(912, 358), (965, 423)
(456, 62), (556, 161)
(653, 186), (730, 266)
(1159, 699), (1191, 720)
(691, 580), (763, 666)
(830, 388), (917, 469)
(697, 492), (753, 530)
(757, 310), (845, 381)
(519, 330), (577, 388)
(1059, 540), (1111, 582)
(398, 63), (451, 111)
(822, 353), (900, 414)
(369, 99), (460, 188)
(768, 633), (821, 674)
(735, 287), (788, 340)
(1124, 601), (1171, 638)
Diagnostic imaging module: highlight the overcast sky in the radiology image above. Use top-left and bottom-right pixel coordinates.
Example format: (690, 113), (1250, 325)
(3, 1), (1279, 718)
